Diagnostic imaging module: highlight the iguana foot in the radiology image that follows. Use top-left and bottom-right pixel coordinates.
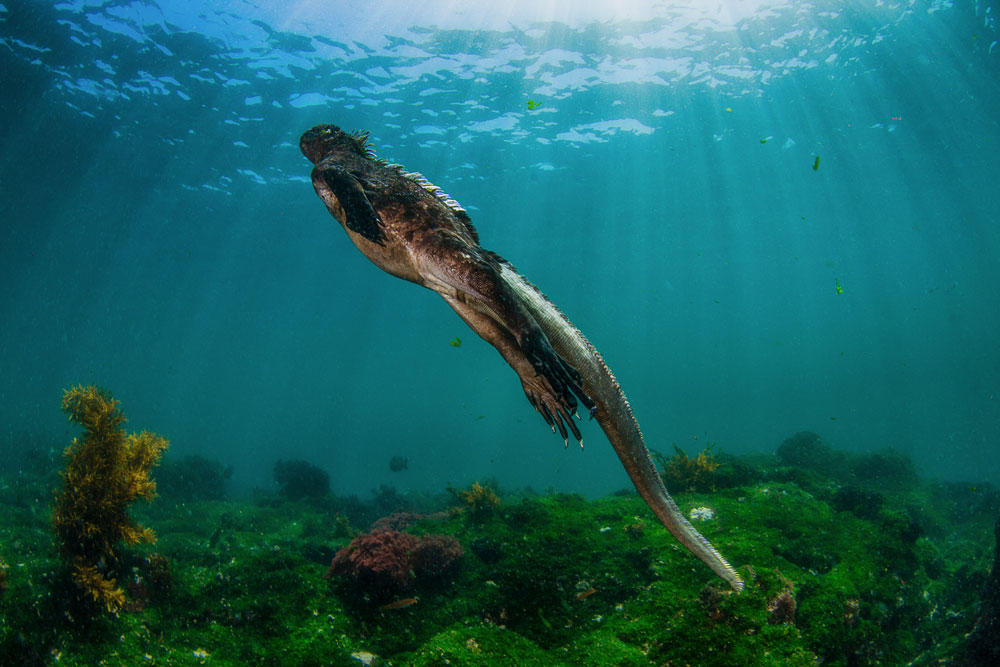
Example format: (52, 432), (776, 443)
(520, 331), (595, 444)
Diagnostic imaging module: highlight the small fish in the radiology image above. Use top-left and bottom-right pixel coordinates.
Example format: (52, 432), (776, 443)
(377, 598), (418, 612)
(527, 99), (540, 110)
(812, 155), (821, 171)
(575, 587), (598, 600)
(449, 337), (462, 347)
(760, 137), (771, 144)
(835, 278), (844, 295)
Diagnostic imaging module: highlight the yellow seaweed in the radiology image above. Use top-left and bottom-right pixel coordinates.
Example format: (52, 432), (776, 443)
(51, 385), (169, 614)
(660, 444), (720, 493)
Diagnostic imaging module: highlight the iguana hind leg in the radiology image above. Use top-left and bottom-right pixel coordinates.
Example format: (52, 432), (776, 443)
(441, 289), (586, 445)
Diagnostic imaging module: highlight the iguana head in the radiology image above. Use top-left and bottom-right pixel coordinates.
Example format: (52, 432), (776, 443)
(299, 124), (373, 165)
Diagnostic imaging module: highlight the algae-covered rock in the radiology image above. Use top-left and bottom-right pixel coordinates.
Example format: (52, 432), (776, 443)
(156, 454), (232, 502)
(397, 624), (558, 666)
(2, 428), (995, 665)
(776, 431), (835, 469)
(273, 459), (331, 501)
(566, 628), (650, 667)
(850, 449), (918, 488)
(832, 484), (885, 519)
(964, 516), (1000, 665)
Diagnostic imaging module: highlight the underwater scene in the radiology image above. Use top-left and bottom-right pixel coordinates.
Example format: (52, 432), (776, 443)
(2, 0), (999, 664)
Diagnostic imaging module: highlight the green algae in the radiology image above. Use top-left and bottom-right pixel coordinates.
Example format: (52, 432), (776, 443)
(1, 437), (996, 665)
(398, 624), (556, 666)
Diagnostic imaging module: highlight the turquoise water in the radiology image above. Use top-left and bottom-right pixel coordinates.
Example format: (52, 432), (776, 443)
(1, 0), (998, 497)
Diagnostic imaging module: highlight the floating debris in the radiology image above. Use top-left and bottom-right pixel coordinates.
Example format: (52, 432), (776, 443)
(449, 336), (462, 347)
(813, 155), (821, 171)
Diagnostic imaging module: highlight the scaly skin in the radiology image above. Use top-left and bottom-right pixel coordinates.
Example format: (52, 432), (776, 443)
(300, 124), (744, 591)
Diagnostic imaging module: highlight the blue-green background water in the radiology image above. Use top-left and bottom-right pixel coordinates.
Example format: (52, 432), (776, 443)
(1, 0), (998, 498)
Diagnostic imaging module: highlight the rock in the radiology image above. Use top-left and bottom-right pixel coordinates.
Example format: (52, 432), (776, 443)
(964, 516), (1000, 665)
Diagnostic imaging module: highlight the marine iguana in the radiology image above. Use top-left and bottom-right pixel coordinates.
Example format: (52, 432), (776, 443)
(300, 124), (744, 592)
